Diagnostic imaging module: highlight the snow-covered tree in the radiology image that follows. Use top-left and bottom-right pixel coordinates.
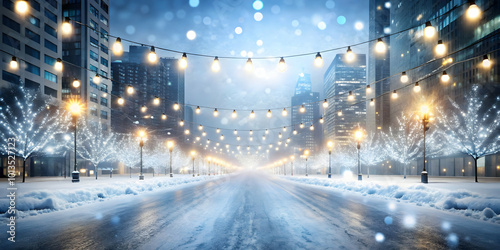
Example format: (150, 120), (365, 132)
(358, 132), (386, 177)
(114, 134), (141, 170)
(436, 85), (500, 182)
(332, 145), (357, 175)
(76, 118), (116, 179)
(0, 86), (69, 182)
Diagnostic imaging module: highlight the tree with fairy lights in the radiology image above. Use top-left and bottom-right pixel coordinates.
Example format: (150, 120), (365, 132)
(0, 85), (69, 182)
(114, 133), (141, 175)
(357, 132), (386, 178)
(436, 85), (500, 182)
(76, 118), (117, 179)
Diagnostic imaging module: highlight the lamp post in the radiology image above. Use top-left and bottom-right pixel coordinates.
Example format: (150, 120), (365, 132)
(191, 151), (196, 177)
(304, 150), (310, 177)
(355, 130), (364, 181)
(421, 105), (430, 183)
(167, 140), (174, 177)
(138, 130), (146, 180)
(290, 155), (295, 176)
(208, 157), (211, 176)
(68, 101), (82, 183)
(327, 141), (333, 178)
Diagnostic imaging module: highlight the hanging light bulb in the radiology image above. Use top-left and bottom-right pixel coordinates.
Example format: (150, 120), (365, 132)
(267, 109), (272, 118)
(202, 131), (207, 137)
(249, 137), (253, 141)
(392, 90), (398, 99)
(15, 0), (28, 14)
(207, 139), (211, 144)
(236, 136), (241, 141)
(179, 53), (188, 69)
(323, 99), (329, 108)
(197, 125), (203, 131)
(161, 113), (167, 120)
(234, 129), (238, 135)
(345, 46), (355, 62)
(211, 56), (220, 72)
(141, 105), (147, 112)
(126, 85), (134, 94)
(54, 58), (63, 71)
(10, 56), (18, 69)
(262, 135), (266, 140)
(93, 73), (101, 84)
(148, 46), (158, 63)
(424, 21), (435, 38)
(319, 117), (324, 124)
(245, 58), (253, 71)
(265, 129), (269, 134)
(299, 105), (306, 113)
(310, 125), (314, 131)
(216, 128), (221, 133)
(366, 85), (372, 94)
(232, 110), (237, 118)
(348, 91), (354, 101)
(110, 37), (123, 56)
(283, 127), (287, 132)
(401, 71), (409, 83)
(153, 96), (160, 105)
(72, 79), (80, 88)
(195, 106), (201, 114)
(213, 108), (219, 117)
(299, 123), (305, 129)
(278, 57), (286, 72)
(375, 38), (386, 53)
(338, 110), (343, 116)
(279, 133), (282, 139)
(466, 1), (481, 19)
(435, 40), (446, 56)
(173, 102), (180, 111)
(117, 97), (124, 105)
(482, 55), (491, 68)
(370, 98), (375, 106)
(282, 108), (288, 116)
(287, 138), (291, 143)
(250, 110), (255, 119)
(220, 134), (224, 140)
(185, 129), (190, 135)
(249, 130), (253, 135)
(413, 82), (421, 93)
(62, 17), (72, 35)
(314, 52), (323, 67)
(441, 71), (450, 82)
(179, 120), (185, 126)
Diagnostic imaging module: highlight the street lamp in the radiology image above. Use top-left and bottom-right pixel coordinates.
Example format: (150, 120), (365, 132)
(327, 141), (333, 178)
(290, 155), (295, 176)
(208, 157), (212, 176)
(167, 140), (174, 177)
(282, 158), (287, 175)
(138, 130), (146, 180)
(191, 151), (196, 177)
(354, 129), (364, 181)
(304, 150), (310, 176)
(421, 105), (430, 183)
(68, 100), (82, 183)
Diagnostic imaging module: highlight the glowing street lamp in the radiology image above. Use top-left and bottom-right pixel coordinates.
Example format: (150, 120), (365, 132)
(191, 151), (196, 177)
(138, 130), (146, 180)
(354, 129), (364, 181)
(420, 105), (430, 183)
(327, 141), (334, 178)
(304, 150), (310, 177)
(167, 140), (174, 177)
(68, 100), (82, 183)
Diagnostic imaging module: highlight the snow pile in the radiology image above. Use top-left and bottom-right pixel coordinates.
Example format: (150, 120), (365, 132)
(281, 176), (500, 223)
(0, 175), (223, 217)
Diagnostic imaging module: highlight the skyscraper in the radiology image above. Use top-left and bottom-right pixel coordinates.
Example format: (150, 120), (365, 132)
(323, 54), (367, 146)
(291, 73), (320, 152)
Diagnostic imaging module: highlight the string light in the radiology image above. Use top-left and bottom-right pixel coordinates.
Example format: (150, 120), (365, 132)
(245, 58), (253, 71)
(117, 97), (124, 105)
(202, 131), (207, 136)
(72, 79), (80, 88)
(424, 21), (435, 38)
(370, 98), (375, 106)
(314, 52), (323, 67)
(179, 53), (188, 69)
(153, 96), (160, 105)
(179, 120), (185, 126)
(250, 110), (256, 119)
(482, 55), (491, 68)
(198, 125), (203, 131)
(236, 136), (241, 141)
(62, 17), (72, 35)
(195, 106), (201, 114)
(15, 0), (28, 14)
(413, 82), (421, 92)
(348, 91), (354, 101)
(293, 129), (298, 135)
(262, 135), (266, 140)
(267, 109), (272, 118)
(435, 40), (446, 55)
(54, 58), (63, 71)
(375, 38), (386, 53)
(282, 108), (288, 116)
(141, 105), (147, 112)
(220, 134), (224, 140)
(366, 85), (371, 94)
(299, 105), (306, 113)
(345, 46), (355, 62)
(173, 102), (180, 111)
(234, 129), (238, 135)
(319, 117), (324, 124)
(232, 110), (237, 118)
(213, 108), (219, 117)
(161, 113), (167, 120)
(322, 99), (329, 108)
(466, 1), (481, 19)
(338, 110), (343, 116)
(392, 90), (398, 99)
(249, 130), (253, 135)
(278, 133), (282, 139)
(93, 73), (101, 84)
(309, 125), (314, 131)
(10, 56), (18, 69)
(299, 123), (305, 129)
(212, 56), (220, 72)
(185, 129), (190, 135)
(148, 46), (158, 63)
(278, 57), (286, 72)
(216, 128), (221, 133)
(401, 72), (409, 83)
(265, 129), (269, 134)
(441, 71), (450, 82)
(113, 37), (123, 55)
(126, 85), (134, 94)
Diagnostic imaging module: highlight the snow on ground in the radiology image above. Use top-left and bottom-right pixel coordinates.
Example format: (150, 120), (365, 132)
(0, 174), (223, 218)
(280, 174), (500, 224)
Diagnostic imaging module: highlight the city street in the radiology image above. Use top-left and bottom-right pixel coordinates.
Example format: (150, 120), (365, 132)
(11, 172), (500, 249)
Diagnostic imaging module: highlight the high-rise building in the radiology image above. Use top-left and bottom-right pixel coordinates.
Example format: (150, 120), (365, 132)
(1, 0), (63, 98)
(62, 0), (111, 130)
(323, 54), (367, 146)
(367, 0), (391, 133)
(111, 46), (185, 138)
(291, 73), (320, 152)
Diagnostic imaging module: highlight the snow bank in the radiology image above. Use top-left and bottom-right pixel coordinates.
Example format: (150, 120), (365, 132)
(0, 175), (223, 218)
(281, 176), (500, 224)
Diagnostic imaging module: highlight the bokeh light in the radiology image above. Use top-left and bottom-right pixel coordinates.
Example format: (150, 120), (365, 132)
(318, 21), (327, 30)
(384, 216), (393, 225)
(253, 0), (263, 11)
(325, 0), (335, 9)
(186, 30), (197, 40)
(355, 21), (364, 30)
(337, 16), (346, 25)
(254, 12), (263, 21)
(375, 233), (385, 242)
(189, 0), (200, 8)
(256, 40), (263, 46)
(403, 215), (416, 228)
(235, 27), (243, 34)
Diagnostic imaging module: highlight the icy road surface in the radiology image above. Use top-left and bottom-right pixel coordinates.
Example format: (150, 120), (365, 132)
(10, 171), (500, 249)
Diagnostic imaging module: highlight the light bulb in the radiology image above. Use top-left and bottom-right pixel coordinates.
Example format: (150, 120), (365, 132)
(310, 125), (314, 131)
(299, 105), (306, 113)
(319, 117), (324, 124)
(113, 37), (123, 55)
(249, 130), (253, 135)
(117, 97), (124, 105)
(441, 71), (450, 82)
(179, 53), (188, 69)
(126, 85), (134, 94)
(232, 110), (237, 118)
(54, 58), (63, 71)
(153, 96), (160, 105)
(93, 74), (101, 84)
(466, 2), (481, 19)
(141, 105), (147, 112)
(345, 46), (355, 62)
(250, 110), (255, 119)
(424, 21), (435, 38)
(62, 17), (72, 35)
(375, 38), (386, 53)
(15, 0), (28, 14)
(262, 135), (266, 140)
(162, 113), (167, 120)
(370, 98), (375, 106)
(195, 106), (201, 114)
(220, 135), (224, 140)
(299, 123), (304, 129)
(435, 40), (446, 56)
(392, 90), (398, 99)
(279, 133), (282, 138)
(413, 82), (421, 93)
(293, 129), (297, 135)
(10, 56), (18, 69)
(401, 72), (409, 83)
(278, 57), (286, 72)
(179, 120), (184, 126)
(213, 108), (219, 117)
(202, 131), (206, 136)
(234, 129), (238, 135)
(245, 58), (253, 71)
(348, 91), (354, 101)
(282, 108), (288, 116)
(173, 102), (180, 110)
(72, 79), (80, 88)
(338, 110), (343, 116)
(366, 85), (371, 94)
(323, 99), (329, 108)
(185, 129), (190, 135)
(314, 52), (323, 67)
(482, 55), (491, 68)
(211, 56), (220, 72)
(283, 126), (287, 132)
(267, 109), (272, 118)
(199, 125), (203, 131)
(148, 46), (158, 63)
(236, 136), (240, 141)
(216, 128), (220, 133)
(265, 129), (269, 134)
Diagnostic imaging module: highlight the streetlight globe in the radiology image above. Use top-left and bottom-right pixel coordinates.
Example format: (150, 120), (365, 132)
(354, 130), (363, 140)
(138, 130), (146, 138)
(304, 150), (310, 156)
(327, 141), (334, 149)
(421, 105), (429, 114)
(68, 100), (82, 115)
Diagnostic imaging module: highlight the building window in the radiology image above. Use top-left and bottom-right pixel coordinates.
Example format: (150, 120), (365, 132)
(100, 44), (108, 54)
(100, 83), (108, 93)
(44, 86), (57, 98)
(25, 78), (40, 90)
(90, 93), (98, 103)
(100, 70), (107, 78)
(100, 14), (108, 26)
(90, 4), (99, 18)
(90, 80), (98, 90)
(100, 110), (108, 120)
(25, 45), (40, 60)
(90, 64), (98, 73)
(44, 55), (56, 66)
(89, 19), (98, 35)
(100, 57), (108, 67)
(2, 0), (14, 11)
(46, 0), (57, 9)
(3, 33), (20, 50)
(90, 50), (98, 62)
(2, 70), (20, 85)
(100, 27), (108, 42)
(28, 0), (40, 11)
(25, 62), (41, 76)
(25, 28), (40, 43)
(100, 1), (108, 14)
(26, 15), (40, 27)
(44, 8), (57, 23)
(44, 70), (57, 83)
(90, 107), (98, 116)
(90, 36), (98, 48)
(100, 97), (107, 107)
(44, 24), (57, 38)
(2, 15), (20, 33)
(44, 39), (57, 52)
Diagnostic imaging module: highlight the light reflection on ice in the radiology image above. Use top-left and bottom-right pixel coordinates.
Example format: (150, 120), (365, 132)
(384, 216), (393, 225)
(441, 221), (451, 231)
(403, 215), (416, 228)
